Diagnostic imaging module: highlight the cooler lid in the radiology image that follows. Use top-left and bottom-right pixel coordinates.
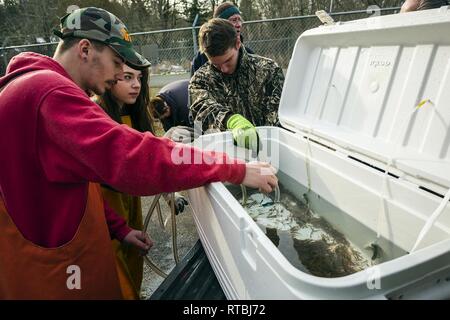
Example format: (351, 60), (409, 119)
(279, 7), (450, 190)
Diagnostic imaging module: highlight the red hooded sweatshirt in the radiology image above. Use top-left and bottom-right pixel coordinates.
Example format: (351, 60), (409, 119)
(0, 53), (245, 248)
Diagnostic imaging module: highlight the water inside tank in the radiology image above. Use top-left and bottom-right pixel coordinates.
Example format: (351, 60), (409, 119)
(226, 171), (407, 278)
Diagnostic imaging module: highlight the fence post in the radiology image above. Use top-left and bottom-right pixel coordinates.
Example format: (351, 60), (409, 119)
(192, 14), (199, 55)
(1, 37), (9, 75)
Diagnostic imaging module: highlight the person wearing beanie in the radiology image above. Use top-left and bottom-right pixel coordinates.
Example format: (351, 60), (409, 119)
(191, 1), (254, 76)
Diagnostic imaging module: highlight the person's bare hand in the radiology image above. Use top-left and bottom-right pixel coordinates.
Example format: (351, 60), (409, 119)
(163, 126), (195, 144)
(123, 230), (153, 256)
(241, 162), (278, 193)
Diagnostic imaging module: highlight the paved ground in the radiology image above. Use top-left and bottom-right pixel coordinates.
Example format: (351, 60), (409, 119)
(149, 72), (190, 88)
(140, 191), (199, 299)
(138, 81), (199, 299)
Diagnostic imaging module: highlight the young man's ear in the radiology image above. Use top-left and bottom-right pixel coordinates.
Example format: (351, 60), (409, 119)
(78, 39), (91, 61)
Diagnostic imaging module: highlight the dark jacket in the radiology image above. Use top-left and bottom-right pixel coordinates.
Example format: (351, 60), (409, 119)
(190, 35), (254, 76)
(158, 79), (191, 131)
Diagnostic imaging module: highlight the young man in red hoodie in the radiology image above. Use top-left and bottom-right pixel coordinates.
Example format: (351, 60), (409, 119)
(0, 7), (277, 299)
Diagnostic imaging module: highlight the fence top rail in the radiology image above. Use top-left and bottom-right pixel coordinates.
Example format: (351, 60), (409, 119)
(131, 26), (194, 36)
(1, 41), (58, 51)
(0, 7), (400, 51)
(243, 6), (400, 25)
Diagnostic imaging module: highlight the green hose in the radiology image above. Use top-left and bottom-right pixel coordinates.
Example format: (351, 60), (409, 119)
(143, 192), (181, 278)
(143, 194), (168, 278)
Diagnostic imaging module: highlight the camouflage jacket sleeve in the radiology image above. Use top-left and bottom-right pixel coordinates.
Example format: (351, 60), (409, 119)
(262, 63), (284, 127)
(189, 72), (232, 133)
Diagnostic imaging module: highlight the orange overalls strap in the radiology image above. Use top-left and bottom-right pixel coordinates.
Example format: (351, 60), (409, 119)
(0, 183), (122, 300)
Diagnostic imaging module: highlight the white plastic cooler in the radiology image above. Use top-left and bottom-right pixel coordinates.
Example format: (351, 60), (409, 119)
(187, 7), (450, 299)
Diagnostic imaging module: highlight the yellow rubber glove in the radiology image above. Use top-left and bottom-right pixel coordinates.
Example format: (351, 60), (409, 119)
(226, 114), (259, 154)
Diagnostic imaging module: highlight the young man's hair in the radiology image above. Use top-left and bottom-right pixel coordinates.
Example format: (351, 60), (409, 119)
(199, 18), (237, 58)
(58, 37), (106, 54)
(213, 1), (239, 18)
(417, 0), (448, 10)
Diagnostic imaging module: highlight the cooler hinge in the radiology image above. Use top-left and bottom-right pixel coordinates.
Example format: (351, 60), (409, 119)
(297, 130), (447, 198)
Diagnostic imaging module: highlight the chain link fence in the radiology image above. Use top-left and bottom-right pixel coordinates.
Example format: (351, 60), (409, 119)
(1, 7), (400, 86)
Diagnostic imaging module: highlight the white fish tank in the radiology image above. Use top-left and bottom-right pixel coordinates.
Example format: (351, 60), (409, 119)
(188, 7), (450, 299)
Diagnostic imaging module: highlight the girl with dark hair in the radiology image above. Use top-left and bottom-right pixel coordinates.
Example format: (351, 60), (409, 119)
(95, 65), (151, 299)
(95, 65), (188, 299)
(96, 66), (154, 133)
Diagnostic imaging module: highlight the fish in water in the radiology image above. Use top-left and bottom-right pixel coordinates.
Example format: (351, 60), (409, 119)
(241, 187), (374, 278)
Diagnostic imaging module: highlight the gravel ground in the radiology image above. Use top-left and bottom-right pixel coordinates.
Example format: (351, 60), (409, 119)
(138, 90), (199, 300)
(140, 191), (199, 299)
(149, 72), (190, 88)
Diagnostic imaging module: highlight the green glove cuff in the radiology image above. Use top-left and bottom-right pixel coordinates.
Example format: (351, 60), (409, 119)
(226, 114), (259, 152)
(226, 114), (255, 130)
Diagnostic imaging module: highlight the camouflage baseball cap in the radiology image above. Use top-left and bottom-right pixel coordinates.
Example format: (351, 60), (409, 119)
(53, 7), (150, 69)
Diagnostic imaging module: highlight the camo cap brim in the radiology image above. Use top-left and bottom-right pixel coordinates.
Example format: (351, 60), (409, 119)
(108, 43), (150, 70)
(54, 7), (150, 69)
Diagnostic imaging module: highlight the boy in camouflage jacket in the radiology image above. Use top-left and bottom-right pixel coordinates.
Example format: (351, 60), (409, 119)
(189, 18), (284, 151)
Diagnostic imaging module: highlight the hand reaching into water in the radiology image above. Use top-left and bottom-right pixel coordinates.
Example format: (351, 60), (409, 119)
(241, 162), (278, 194)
